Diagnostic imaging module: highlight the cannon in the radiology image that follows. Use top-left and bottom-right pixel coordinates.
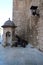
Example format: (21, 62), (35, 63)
(14, 35), (28, 48)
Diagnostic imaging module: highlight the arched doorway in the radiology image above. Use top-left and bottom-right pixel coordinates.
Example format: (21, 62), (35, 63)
(6, 31), (11, 45)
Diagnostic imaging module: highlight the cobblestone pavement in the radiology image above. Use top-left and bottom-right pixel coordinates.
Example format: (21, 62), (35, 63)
(0, 44), (43, 65)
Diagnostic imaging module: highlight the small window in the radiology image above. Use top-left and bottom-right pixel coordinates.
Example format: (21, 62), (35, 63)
(6, 31), (11, 37)
(30, 6), (38, 10)
(30, 6), (39, 16)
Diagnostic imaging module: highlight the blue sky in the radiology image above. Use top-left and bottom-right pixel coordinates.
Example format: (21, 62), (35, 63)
(0, 0), (12, 27)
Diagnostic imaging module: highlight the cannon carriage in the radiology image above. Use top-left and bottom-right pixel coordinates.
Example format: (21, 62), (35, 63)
(12, 35), (28, 48)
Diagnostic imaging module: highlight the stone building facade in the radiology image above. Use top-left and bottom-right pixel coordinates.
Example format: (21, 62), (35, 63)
(13, 0), (43, 50)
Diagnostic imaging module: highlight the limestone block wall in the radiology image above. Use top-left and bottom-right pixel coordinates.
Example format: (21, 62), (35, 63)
(13, 0), (43, 50)
(29, 16), (39, 46)
(37, 18), (43, 50)
(13, 0), (40, 41)
(13, 0), (32, 40)
(36, 0), (43, 50)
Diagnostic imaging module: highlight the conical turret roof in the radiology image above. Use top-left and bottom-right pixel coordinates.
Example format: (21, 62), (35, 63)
(2, 18), (17, 28)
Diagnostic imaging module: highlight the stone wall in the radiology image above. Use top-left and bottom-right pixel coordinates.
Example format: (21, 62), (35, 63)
(13, 0), (32, 41)
(36, 0), (43, 50)
(13, 0), (43, 50)
(29, 15), (39, 46)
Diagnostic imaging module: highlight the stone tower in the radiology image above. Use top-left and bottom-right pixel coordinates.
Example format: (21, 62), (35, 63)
(13, 0), (43, 50)
(13, 0), (32, 41)
(13, 0), (39, 42)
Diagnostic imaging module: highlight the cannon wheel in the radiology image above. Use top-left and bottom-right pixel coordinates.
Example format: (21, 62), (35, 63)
(21, 42), (26, 48)
(15, 42), (18, 47)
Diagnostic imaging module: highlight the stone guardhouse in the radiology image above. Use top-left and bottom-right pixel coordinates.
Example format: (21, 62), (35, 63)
(2, 18), (17, 46)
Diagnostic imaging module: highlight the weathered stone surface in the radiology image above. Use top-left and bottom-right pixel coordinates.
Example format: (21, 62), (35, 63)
(13, 0), (43, 50)
(13, 0), (32, 41)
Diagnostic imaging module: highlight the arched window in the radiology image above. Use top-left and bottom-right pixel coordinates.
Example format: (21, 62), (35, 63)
(6, 31), (11, 37)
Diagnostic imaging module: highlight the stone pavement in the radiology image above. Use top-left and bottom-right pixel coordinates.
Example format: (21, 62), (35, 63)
(0, 44), (43, 65)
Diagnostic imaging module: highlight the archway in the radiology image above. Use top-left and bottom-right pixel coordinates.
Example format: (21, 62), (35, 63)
(6, 31), (11, 45)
